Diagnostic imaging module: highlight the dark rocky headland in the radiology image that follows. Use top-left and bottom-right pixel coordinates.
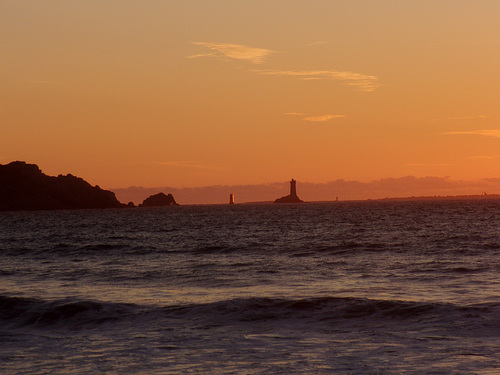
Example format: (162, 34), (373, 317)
(0, 161), (126, 211)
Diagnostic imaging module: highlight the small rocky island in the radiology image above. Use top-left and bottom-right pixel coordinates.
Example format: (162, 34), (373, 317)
(274, 179), (304, 203)
(0, 161), (126, 211)
(139, 192), (178, 207)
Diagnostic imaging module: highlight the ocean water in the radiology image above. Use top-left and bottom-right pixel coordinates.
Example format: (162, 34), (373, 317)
(1, 200), (499, 374)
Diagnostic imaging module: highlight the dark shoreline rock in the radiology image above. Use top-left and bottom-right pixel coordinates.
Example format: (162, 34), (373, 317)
(0, 161), (125, 211)
(274, 194), (304, 203)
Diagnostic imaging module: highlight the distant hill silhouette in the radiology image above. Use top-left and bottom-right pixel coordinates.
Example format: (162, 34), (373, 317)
(139, 192), (178, 207)
(0, 161), (125, 211)
(111, 177), (500, 205)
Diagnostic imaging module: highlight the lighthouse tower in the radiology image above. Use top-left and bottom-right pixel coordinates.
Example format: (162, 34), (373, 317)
(290, 179), (297, 197)
(274, 178), (303, 203)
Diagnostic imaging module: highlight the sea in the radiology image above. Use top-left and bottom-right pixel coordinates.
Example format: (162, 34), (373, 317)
(0, 200), (499, 374)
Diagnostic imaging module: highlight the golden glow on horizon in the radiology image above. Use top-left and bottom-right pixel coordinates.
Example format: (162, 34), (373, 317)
(1, 1), (499, 192)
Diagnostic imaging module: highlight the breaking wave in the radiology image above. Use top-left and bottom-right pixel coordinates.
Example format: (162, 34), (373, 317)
(2, 294), (499, 332)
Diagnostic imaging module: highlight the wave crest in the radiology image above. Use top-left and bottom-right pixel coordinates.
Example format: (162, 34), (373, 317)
(2, 294), (498, 332)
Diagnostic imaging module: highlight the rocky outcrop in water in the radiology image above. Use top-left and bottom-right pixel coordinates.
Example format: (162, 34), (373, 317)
(274, 178), (304, 203)
(139, 192), (178, 207)
(274, 194), (304, 203)
(0, 161), (125, 211)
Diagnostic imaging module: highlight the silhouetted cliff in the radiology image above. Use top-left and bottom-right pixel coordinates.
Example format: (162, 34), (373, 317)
(139, 192), (178, 207)
(0, 161), (125, 211)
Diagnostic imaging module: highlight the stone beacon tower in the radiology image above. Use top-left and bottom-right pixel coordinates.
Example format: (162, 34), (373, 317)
(274, 178), (304, 203)
(229, 193), (235, 204)
(290, 179), (297, 197)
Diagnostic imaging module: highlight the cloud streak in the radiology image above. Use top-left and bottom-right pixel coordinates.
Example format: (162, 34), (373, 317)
(429, 115), (490, 123)
(254, 69), (380, 92)
(285, 113), (345, 122)
(443, 130), (500, 139)
(450, 115), (489, 120)
(188, 42), (379, 91)
(467, 155), (500, 160)
(303, 114), (345, 122)
(189, 42), (275, 64)
(407, 163), (453, 168)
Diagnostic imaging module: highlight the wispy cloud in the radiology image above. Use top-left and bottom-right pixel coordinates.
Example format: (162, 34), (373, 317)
(152, 161), (227, 172)
(467, 155), (500, 160)
(407, 163), (453, 168)
(254, 69), (380, 92)
(303, 114), (346, 122)
(443, 130), (500, 139)
(429, 115), (490, 123)
(189, 42), (275, 64)
(285, 112), (345, 122)
(450, 115), (489, 120)
(188, 42), (379, 91)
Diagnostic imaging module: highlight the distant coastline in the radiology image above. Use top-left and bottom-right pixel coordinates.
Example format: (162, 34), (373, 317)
(131, 194), (500, 206)
(2, 161), (499, 208)
(367, 193), (500, 202)
(112, 181), (500, 206)
(217, 194), (500, 205)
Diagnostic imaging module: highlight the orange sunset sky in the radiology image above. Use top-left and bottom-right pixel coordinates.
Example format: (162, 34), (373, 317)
(2, 1), (500, 199)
